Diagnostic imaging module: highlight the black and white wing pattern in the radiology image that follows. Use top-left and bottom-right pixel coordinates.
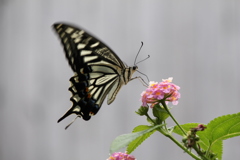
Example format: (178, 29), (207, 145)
(53, 23), (138, 123)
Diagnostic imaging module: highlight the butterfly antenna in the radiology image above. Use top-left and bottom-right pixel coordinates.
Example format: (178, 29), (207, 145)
(134, 42), (144, 65)
(135, 55), (150, 65)
(65, 116), (80, 130)
(134, 42), (150, 65)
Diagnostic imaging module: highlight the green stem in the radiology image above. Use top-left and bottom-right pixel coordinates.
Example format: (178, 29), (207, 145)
(164, 133), (201, 160)
(145, 113), (156, 125)
(161, 101), (187, 136)
(192, 145), (209, 160)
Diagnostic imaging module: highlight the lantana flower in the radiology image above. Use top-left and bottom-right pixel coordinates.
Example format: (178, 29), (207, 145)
(107, 152), (136, 160)
(141, 77), (180, 108)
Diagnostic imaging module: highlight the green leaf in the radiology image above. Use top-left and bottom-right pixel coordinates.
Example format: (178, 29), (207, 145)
(109, 125), (161, 154)
(205, 112), (240, 141)
(204, 112), (240, 159)
(126, 125), (157, 154)
(152, 104), (169, 122)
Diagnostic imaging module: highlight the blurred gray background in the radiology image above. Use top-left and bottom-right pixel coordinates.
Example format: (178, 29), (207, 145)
(1, 0), (240, 160)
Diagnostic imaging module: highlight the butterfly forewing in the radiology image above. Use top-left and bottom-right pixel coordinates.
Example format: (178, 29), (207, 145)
(53, 23), (137, 123)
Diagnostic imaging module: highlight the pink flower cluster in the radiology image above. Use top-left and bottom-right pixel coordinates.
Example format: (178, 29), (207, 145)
(107, 152), (136, 160)
(141, 77), (180, 108)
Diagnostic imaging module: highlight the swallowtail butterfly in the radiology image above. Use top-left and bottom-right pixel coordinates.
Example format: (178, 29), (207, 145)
(53, 23), (139, 124)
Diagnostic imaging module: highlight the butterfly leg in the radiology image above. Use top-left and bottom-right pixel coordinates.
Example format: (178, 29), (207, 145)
(131, 76), (148, 87)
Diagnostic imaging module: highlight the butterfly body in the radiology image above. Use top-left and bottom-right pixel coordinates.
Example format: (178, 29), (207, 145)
(53, 23), (137, 122)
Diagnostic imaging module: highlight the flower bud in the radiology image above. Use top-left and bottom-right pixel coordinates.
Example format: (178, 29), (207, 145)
(136, 106), (149, 116)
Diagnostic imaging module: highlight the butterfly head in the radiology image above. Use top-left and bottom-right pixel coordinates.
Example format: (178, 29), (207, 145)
(133, 66), (138, 71)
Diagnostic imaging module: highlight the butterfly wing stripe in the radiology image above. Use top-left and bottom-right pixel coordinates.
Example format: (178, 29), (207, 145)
(80, 50), (92, 56)
(83, 56), (98, 63)
(95, 74), (117, 85)
(107, 78), (123, 104)
(90, 42), (100, 48)
(90, 65), (116, 74)
(89, 72), (104, 78)
(77, 43), (86, 49)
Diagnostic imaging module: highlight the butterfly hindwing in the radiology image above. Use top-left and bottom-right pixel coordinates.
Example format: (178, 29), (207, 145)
(53, 23), (137, 123)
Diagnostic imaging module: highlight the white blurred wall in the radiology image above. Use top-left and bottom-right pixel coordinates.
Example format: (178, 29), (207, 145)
(0, 0), (240, 160)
